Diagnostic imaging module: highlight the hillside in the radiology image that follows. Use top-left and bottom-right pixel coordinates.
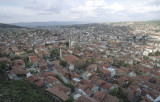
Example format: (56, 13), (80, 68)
(0, 79), (52, 102)
(0, 23), (21, 28)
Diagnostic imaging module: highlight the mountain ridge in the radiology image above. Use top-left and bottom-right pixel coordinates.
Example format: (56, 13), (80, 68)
(11, 21), (91, 27)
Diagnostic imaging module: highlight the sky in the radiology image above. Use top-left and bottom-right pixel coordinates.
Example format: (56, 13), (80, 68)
(0, 0), (160, 23)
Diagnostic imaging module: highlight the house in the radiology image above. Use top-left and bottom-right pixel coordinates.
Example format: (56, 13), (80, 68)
(121, 87), (138, 102)
(92, 91), (106, 102)
(0, 57), (11, 66)
(63, 55), (80, 70)
(103, 94), (119, 102)
(76, 84), (92, 96)
(0, 57), (11, 71)
(101, 82), (113, 92)
(12, 59), (25, 69)
(129, 71), (136, 77)
(117, 77), (129, 87)
(98, 66), (110, 79)
(90, 84), (99, 95)
(44, 76), (61, 87)
(29, 56), (38, 67)
(41, 71), (54, 77)
(72, 78), (81, 86)
(87, 64), (98, 72)
(73, 93), (82, 100)
(76, 95), (98, 102)
(107, 67), (116, 77)
(146, 90), (160, 102)
(51, 61), (59, 66)
(45, 86), (70, 102)
(10, 69), (28, 78)
(81, 71), (92, 80)
(15, 50), (24, 55)
(27, 75), (44, 87)
(39, 63), (48, 73)
(54, 84), (71, 95)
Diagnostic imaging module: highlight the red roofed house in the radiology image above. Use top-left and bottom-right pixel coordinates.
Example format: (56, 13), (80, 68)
(44, 76), (61, 87)
(87, 64), (98, 72)
(117, 77), (129, 87)
(103, 94), (119, 102)
(29, 56), (38, 67)
(63, 55), (80, 70)
(11, 69), (28, 78)
(40, 71), (54, 78)
(93, 91), (106, 102)
(76, 95), (98, 102)
(54, 84), (71, 95)
(45, 86), (70, 102)
(12, 59), (25, 69)
(27, 75), (44, 87)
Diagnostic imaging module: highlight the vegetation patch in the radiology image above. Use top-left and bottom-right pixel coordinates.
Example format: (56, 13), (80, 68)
(0, 79), (52, 102)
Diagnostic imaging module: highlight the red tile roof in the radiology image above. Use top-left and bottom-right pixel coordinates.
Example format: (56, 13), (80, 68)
(117, 77), (128, 84)
(29, 56), (38, 63)
(97, 79), (106, 87)
(54, 84), (71, 93)
(76, 95), (98, 102)
(27, 75), (39, 83)
(44, 76), (59, 84)
(63, 55), (80, 64)
(103, 94), (119, 102)
(11, 69), (28, 75)
(45, 87), (69, 101)
(40, 71), (54, 78)
(102, 82), (112, 90)
(93, 91), (106, 102)
(34, 79), (44, 87)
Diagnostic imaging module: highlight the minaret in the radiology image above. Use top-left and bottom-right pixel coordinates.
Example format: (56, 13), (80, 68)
(69, 34), (71, 48)
(60, 47), (62, 59)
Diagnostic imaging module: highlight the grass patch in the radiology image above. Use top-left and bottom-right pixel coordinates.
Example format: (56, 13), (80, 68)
(0, 79), (52, 102)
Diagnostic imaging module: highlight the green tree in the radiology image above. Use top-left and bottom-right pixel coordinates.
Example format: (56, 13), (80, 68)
(65, 83), (75, 92)
(109, 88), (118, 96)
(66, 97), (74, 102)
(0, 61), (7, 79)
(50, 48), (59, 60)
(23, 56), (31, 68)
(60, 60), (67, 67)
(73, 60), (85, 70)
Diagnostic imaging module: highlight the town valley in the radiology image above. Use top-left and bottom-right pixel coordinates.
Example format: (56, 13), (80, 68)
(0, 21), (160, 102)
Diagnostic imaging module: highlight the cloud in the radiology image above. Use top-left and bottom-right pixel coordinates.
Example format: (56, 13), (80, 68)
(0, 0), (160, 23)
(71, 0), (125, 18)
(128, 0), (160, 13)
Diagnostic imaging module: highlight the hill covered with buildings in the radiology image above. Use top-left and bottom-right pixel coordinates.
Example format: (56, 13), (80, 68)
(0, 21), (160, 102)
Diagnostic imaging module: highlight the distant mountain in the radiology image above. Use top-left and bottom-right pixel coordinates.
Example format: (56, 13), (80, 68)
(0, 23), (21, 28)
(11, 21), (90, 27)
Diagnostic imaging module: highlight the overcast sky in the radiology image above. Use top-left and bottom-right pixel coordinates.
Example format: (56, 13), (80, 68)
(0, 0), (160, 23)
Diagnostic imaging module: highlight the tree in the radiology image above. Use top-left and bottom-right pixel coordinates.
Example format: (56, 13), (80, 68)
(23, 56), (31, 68)
(148, 51), (160, 56)
(65, 83), (75, 92)
(66, 42), (69, 48)
(66, 97), (74, 102)
(85, 58), (96, 67)
(112, 60), (129, 68)
(73, 60), (85, 70)
(109, 88), (118, 96)
(0, 61), (7, 79)
(50, 48), (60, 60)
(60, 60), (67, 67)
